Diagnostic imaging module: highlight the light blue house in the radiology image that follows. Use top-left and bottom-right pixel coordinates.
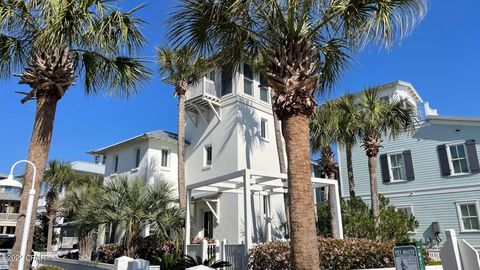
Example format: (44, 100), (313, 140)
(338, 81), (480, 249)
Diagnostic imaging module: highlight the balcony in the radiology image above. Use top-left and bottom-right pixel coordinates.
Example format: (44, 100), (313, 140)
(0, 213), (19, 222)
(185, 77), (221, 124)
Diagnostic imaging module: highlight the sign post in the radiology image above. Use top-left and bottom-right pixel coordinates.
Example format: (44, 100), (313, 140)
(393, 243), (426, 270)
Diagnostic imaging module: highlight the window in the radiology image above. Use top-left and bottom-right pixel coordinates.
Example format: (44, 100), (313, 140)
(448, 144), (469, 174)
(135, 148), (141, 168)
(396, 206), (415, 232)
(457, 202), (480, 231)
(102, 155), (106, 165)
(389, 153), (406, 181)
(94, 155), (101, 165)
(243, 64), (254, 96)
(221, 67), (232, 96)
(207, 70), (215, 81)
(161, 149), (169, 168)
(5, 226), (15, 235)
(315, 188), (325, 204)
(260, 87), (269, 103)
(260, 119), (267, 139)
(114, 155), (119, 173)
(204, 145), (212, 166)
(203, 211), (214, 239)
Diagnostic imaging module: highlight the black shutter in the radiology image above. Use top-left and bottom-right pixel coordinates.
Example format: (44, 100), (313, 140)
(380, 154), (390, 183)
(466, 139), (480, 173)
(437, 144), (451, 176)
(403, 150), (415, 180)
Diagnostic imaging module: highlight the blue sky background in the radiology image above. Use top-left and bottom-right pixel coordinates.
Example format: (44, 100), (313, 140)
(0, 1), (479, 174)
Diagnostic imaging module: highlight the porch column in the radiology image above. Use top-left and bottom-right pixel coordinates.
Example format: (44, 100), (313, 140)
(185, 188), (192, 255)
(243, 171), (252, 253)
(332, 182), (343, 239)
(265, 194), (272, 242)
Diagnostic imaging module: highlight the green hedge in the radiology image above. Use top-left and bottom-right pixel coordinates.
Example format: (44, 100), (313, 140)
(249, 238), (396, 270)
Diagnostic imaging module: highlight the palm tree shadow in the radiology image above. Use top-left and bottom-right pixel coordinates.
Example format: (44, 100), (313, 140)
(236, 101), (263, 169)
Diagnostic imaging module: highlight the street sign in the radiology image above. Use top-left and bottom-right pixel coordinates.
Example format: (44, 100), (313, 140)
(393, 244), (425, 270)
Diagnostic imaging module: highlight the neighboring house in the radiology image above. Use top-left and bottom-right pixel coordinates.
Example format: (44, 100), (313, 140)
(89, 63), (338, 248)
(338, 81), (480, 248)
(0, 161), (105, 250)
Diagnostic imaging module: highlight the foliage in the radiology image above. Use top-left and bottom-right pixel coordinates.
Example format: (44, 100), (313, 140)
(317, 195), (418, 243)
(37, 266), (63, 270)
(33, 213), (51, 251)
(249, 238), (396, 270)
(182, 255), (232, 269)
(151, 254), (231, 269)
(93, 244), (124, 264)
(136, 237), (180, 262)
(59, 251), (79, 260)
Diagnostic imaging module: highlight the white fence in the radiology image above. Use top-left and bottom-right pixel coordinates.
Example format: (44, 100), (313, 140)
(186, 240), (246, 270)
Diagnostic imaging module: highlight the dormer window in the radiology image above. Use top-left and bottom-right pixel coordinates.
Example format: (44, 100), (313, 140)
(243, 64), (254, 96)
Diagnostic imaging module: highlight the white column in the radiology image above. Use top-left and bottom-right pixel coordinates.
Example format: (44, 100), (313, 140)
(266, 194), (272, 242)
(184, 188), (192, 255)
(243, 171), (252, 253)
(333, 182), (343, 239)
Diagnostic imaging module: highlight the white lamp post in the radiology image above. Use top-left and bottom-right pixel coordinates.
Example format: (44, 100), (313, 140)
(0, 160), (37, 270)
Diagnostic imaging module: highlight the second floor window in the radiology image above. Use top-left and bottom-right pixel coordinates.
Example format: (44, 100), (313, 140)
(204, 145), (212, 166)
(448, 143), (469, 174)
(135, 148), (141, 168)
(260, 87), (269, 103)
(243, 64), (253, 96)
(380, 150), (415, 183)
(114, 155), (119, 173)
(260, 119), (267, 139)
(389, 153), (405, 181)
(438, 140), (479, 176)
(221, 67), (232, 96)
(161, 149), (169, 168)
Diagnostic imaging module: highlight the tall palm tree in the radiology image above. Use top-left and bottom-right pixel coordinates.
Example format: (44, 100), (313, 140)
(168, 1), (425, 268)
(0, 1), (150, 267)
(336, 94), (361, 198)
(44, 160), (75, 252)
(157, 47), (207, 211)
(358, 88), (416, 223)
(310, 100), (339, 238)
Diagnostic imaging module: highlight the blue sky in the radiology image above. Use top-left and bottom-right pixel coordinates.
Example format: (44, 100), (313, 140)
(0, 1), (479, 173)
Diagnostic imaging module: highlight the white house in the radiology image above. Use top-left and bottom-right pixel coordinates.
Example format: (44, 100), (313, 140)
(89, 63), (342, 251)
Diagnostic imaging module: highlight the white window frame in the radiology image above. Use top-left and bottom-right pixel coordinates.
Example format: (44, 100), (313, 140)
(260, 118), (268, 140)
(395, 205), (416, 233)
(243, 64), (254, 97)
(446, 142), (470, 176)
(259, 86), (270, 104)
(134, 148), (141, 168)
(160, 148), (170, 169)
(204, 144), (213, 168)
(456, 200), (480, 232)
(387, 152), (407, 182)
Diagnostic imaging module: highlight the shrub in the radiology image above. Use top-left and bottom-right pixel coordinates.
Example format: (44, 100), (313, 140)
(249, 238), (395, 270)
(59, 251), (79, 260)
(317, 195), (418, 242)
(93, 243), (124, 264)
(136, 236), (180, 262)
(38, 266), (64, 270)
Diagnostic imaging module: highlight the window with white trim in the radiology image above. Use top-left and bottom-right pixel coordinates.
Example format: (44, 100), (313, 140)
(260, 87), (269, 103)
(161, 149), (169, 168)
(389, 153), (406, 181)
(260, 118), (267, 139)
(243, 64), (254, 96)
(204, 145), (213, 167)
(457, 202), (480, 231)
(396, 205), (415, 232)
(448, 143), (469, 174)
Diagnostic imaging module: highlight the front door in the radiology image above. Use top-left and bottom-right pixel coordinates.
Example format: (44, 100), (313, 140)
(203, 211), (214, 239)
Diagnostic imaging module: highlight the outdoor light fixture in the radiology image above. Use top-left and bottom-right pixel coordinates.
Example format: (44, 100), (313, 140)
(1, 160), (37, 270)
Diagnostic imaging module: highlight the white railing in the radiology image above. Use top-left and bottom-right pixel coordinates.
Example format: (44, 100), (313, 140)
(186, 77), (218, 100)
(186, 240), (246, 270)
(61, 237), (78, 249)
(0, 213), (19, 222)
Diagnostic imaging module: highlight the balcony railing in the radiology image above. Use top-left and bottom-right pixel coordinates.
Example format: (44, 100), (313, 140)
(186, 77), (218, 100)
(0, 213), (19, 222)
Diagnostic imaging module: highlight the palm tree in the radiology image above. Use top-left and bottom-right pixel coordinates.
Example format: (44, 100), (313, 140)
(44, 160), (75, 252)
(168, 1), (425, 268)
(310, 101), (340, 238)
(336, 94), (362, 198)
(157, 47), (207, 211)
(0, 1), (150, 267)
(358, 88), (416, 223)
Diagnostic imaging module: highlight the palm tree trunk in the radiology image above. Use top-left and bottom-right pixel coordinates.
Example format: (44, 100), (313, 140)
(47, 211), (55, 252)
(368, 155), (380, 223)
(177, 94), (186, 211)
(11, 95), (59, 270)
(282, 115), (320, 270)
(346, 144), (356, 198)
(78, 230), (95, 261)
(272, 102), (290, 233)
(328, 173), (338, 239)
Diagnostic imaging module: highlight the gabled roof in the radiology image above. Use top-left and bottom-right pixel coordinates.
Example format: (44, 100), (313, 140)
(350, 80), (423, 103)
(88, 130), (187, 155)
